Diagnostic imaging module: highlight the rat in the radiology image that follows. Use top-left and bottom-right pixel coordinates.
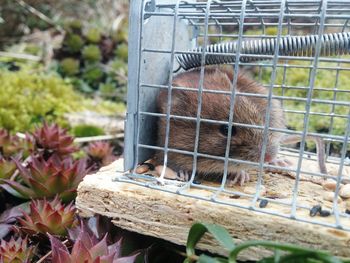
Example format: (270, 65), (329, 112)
(154, 66), (328, 185)
(155, 66), (285, 185)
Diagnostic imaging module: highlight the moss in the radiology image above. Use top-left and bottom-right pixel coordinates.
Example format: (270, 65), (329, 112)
(82, 45), (102, 62)
(24, 44), (41, 55)
(72, 124), (105, 137)
(64, 34), (84, 53)
(85, 28), (102, 44)
(254, 59), (350, 137)
(59, 58), (80, 76)
(0, 68), (123, 132)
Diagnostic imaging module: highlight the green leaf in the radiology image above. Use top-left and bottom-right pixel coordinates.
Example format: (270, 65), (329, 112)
(186, 223), (235, 260)
(228, 241), (342, 263)
(198, 254), (228, 263)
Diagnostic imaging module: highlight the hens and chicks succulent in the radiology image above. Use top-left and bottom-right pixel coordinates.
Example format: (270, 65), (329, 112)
(57, 20), (128, 99)
(0, 123), (123, 262)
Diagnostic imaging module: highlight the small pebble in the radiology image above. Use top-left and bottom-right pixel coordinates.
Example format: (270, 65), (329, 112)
(309, 205), (321, 217)
(322, 180), (337, 191)
(259, 199), (268, 208)
(322, 192), (342, 203)
(320, 210), (331, 217)
(339, 184), (350, 199)
(345, 209), (350, 215)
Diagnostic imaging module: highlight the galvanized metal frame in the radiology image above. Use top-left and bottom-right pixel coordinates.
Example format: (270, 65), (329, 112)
(123, 0), (350, 230)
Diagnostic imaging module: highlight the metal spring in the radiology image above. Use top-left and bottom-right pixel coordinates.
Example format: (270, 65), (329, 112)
(176, 32), (350, 70)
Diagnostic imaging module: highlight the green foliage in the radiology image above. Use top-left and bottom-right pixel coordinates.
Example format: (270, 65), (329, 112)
(83, 64), (104, 86)
(256, 60), (350, 137)
(112, 22), (129, 43)
(82, 45), (102, 62)
(114, 43), (128, 62)
(60, 58), (80, 76)
(0, 69), (81, 132)
(185, 222), (344, 263)
(64, 34), (84, 53)
(85, 27), (102, 43)
(52, 18), (128, 101)
(0, 68), (122, 133)
(63, 19), (83, 34)
(23, 44), (41, 56)
(72, 124), (105, 137)
(99, 83), (116, 97)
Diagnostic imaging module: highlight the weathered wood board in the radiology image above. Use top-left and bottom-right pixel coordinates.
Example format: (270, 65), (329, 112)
(76, 156), (350, 261)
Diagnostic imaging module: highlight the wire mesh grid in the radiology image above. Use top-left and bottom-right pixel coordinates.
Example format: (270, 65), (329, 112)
(121, 0), (350, 231)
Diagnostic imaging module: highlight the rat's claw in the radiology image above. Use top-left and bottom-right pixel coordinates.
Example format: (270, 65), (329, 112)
(269, 157), (293, 167)
(228, 170), (250, 186)
(177, 170), (190, 182)
(155, 177), (166, 185)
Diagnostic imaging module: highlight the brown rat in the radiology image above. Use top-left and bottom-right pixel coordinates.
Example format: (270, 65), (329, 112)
(155, 66), (286, 184)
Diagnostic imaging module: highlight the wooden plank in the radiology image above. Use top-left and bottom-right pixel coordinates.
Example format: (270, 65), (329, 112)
(76, 157), (350, 261)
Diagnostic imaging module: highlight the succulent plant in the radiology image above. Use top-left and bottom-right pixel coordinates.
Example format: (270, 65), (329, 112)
(0, 236), (36, 263)
(0, 130), (34, 159)
(32, 123), (77, 158)
(64, 34), (84, 53)
(82, 45), (102, 62)
(83, 65), (104, 86)
(87, 141), (116, 166)
(18, 196), (77, 237)
(0, 129), (21, 158)
(63, 19), (83, 34)
(109, 59), (127, 72)
(60, 58), (80, 76)
(111, 23), (128, 43)
(0, 158), (16, 180)
(114, 43), (128, 62)
(49, 222), (139, 263)
(85, 27), (102, 43)
(3, 154), (88, 202)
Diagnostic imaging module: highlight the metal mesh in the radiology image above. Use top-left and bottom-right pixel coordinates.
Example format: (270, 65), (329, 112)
(122, 0), (350, 231)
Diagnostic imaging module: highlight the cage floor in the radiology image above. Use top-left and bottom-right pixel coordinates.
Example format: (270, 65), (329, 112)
(76, 157), (350, 260)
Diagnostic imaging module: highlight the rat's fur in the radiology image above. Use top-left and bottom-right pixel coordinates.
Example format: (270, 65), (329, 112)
(156, 66), (285, 176)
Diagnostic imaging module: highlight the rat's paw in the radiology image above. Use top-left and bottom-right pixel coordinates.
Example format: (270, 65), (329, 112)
(269, 157), (293, 168)
(266, 157), (296, 178)
(227, 170), (250, 186)
(154, 166), (190, 182)
(177, 170), (190, 182)
(134, 159), (157, 174)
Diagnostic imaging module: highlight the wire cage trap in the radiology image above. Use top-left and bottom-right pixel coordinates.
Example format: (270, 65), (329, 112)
(122, 0), (350, 236)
